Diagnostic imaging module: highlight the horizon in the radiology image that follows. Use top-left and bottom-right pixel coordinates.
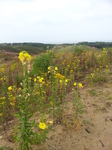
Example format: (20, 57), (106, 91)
(0, 41), (112, 45)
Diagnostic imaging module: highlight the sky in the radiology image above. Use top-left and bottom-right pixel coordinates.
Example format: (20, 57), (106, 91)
(0, 0), (112, 44)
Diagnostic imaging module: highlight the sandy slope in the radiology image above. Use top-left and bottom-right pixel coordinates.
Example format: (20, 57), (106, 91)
(0, 74), (112, 150)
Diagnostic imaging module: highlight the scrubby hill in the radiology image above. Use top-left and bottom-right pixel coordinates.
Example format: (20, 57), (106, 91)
(0, 43), (55, 54)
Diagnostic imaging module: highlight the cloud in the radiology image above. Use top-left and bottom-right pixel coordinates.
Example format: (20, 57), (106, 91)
(0, 0), (112, 43)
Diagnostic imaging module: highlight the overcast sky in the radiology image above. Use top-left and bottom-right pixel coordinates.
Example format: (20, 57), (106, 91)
(0, 0), (112, 44)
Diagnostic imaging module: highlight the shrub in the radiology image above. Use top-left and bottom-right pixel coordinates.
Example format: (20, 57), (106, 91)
(32, 51), (54, 75)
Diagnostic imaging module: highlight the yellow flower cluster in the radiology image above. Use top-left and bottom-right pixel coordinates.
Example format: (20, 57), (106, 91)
(54, 73), (65, 80)
(19, 51), (31, 64)
(34, 76), (45, 84)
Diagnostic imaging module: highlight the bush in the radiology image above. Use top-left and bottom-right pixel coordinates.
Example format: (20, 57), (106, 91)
(32, 51), (54, 76)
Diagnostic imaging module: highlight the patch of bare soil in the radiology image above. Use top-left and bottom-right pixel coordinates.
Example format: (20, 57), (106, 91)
(1, 74), (112, 150)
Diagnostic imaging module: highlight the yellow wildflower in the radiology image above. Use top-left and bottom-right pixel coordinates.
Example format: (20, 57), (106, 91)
(55, 67), (58, 71)
(74, 82), (77, 86)
(37, 76), (40, 79)
(8, 86), (12, 91)
(39, 78), (43, 83)
(60, 80), (62, 83)
(34, 78), (36, 82)
(18, 52), (24, 63)
(48, 66), (51, 70)
(0, 113), (2, 117)
(65, 79), (68, 83)
(24, 53), (31, 60)
(78, 83), (83, 88)
(39, 122), (46, 130)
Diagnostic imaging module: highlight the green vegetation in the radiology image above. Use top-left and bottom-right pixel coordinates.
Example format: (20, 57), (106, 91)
(0, 43), (55, 54)
(77, 42), (112, 49)
(32, 50), (54, 76)
(0, 44), (112, 149)
(1, 42), (112, 55)
(0, 146), (11, 150)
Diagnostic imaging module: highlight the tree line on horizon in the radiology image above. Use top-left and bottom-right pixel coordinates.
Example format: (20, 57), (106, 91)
(76, 42), (112, 49)
(0, 42), (112, 54)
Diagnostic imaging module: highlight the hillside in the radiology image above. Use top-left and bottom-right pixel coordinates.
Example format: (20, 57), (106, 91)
(0, 43), (55, 55)
(0, 42), (112, 55)
(0, 45), (112, 150)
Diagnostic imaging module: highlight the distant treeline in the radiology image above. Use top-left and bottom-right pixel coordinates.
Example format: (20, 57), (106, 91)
(76, 42), (112, 49)
(0, 42), (112, 54)
(0, 43), (55, 54)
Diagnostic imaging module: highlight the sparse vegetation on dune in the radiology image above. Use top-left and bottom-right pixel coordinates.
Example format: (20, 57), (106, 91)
(0, 44), (112, 150)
